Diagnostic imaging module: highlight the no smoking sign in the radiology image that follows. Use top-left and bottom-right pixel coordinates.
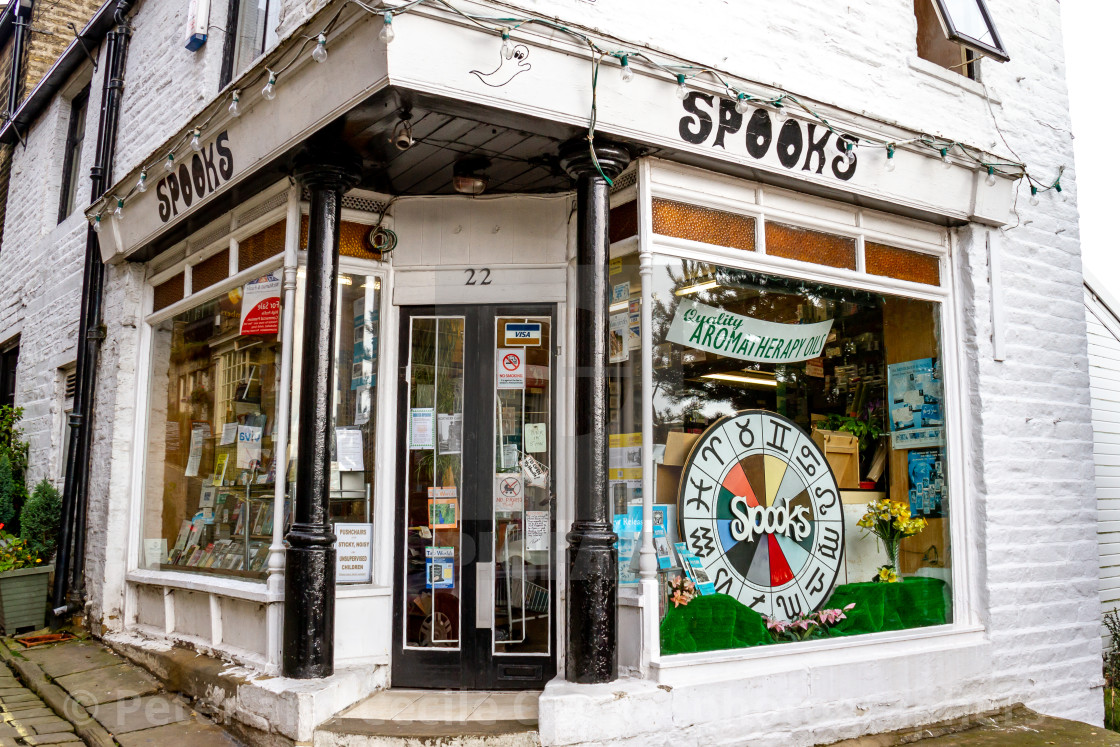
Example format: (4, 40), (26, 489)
(496, 348), (525, 389)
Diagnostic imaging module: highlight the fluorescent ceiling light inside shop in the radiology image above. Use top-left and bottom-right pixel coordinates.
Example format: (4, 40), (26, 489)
(675, 280), (719, 296)
(701, 372), (778, 387)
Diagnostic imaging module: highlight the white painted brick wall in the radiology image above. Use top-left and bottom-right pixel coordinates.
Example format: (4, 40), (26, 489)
(1, 0), (1102, 742)
(0, 58), (101, 488)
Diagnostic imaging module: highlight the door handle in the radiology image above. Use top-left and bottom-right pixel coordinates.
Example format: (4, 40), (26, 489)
(476, 561), (493, 628)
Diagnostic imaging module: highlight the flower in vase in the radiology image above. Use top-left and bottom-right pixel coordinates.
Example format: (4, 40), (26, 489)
(876, 565), (899, 583)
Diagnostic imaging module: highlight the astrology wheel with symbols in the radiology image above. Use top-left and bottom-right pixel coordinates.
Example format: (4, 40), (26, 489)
(678, 410), (845, 621)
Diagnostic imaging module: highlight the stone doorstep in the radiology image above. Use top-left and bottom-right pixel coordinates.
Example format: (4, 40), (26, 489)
(105, 633), (385, 746)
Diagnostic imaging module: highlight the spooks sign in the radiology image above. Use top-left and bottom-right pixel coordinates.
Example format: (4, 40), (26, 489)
(155, 131), (235, 223)
(678, 93), (859, 181)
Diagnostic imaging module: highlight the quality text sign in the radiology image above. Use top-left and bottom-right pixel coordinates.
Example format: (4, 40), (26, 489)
(666, 299), (832, 363)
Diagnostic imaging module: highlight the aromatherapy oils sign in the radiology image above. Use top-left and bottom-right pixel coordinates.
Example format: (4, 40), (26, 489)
(667, 299), (833, 363)
(678, 410), (844, 621)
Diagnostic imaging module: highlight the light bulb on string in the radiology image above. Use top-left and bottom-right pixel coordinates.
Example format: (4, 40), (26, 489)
(773, 99), (788, 124)
(312, 33), (328, 63)
(735, 92), (750, 114)
(844, 141), (856, 165)
(262, 73), (277, 101)
(501, 29), (514, 60)
(229, 90), (241, 117)
(985, 166), (996, 187)
(136, 170), (148, 193)
(113, 198), (124, 220)
(163, 153), (175, 172)
(1029, 185), (1040, 206)
(885, 144), (896, 172)
(91, 215), (101, 234)
(675, 74), (688, 100)
(940, 147), (952, 169)
(1054, 180), (1066, 202)
(619, 55), (633, 83)
(380, 12), (394, 43)
(190, 129), (202, 152)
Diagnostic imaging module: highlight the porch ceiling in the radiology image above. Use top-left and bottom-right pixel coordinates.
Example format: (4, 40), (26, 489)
(334, 88), (615, 195)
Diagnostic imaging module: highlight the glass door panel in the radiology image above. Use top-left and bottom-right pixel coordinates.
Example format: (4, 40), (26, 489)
(493, 318), (552, 655)
(403, 316), (464, 649)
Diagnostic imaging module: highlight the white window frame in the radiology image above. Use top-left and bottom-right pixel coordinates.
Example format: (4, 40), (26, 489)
(634, 159), (979, 680)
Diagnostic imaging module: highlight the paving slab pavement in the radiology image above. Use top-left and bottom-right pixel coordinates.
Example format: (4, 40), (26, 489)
(0, 635), (243, 746)
(827, 706), (1120, 745)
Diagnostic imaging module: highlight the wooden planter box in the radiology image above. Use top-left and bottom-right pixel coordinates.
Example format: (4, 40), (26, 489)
(0, 565), (52, 634)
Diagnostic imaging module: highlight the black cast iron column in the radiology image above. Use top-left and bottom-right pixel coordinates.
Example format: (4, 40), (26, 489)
(559, 139), (631, 684)
(282, 148), (360, 679)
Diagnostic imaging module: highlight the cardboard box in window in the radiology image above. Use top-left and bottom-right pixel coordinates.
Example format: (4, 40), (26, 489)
(656, 432), (700, 505)
(810, 428), (859, 489)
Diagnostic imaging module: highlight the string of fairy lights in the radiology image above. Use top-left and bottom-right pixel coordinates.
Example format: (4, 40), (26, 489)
(87, 0), (1065, 230)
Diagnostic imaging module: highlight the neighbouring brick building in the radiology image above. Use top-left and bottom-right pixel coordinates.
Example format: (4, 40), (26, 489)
(0, 0), (1101, 745)
(0, 0), (107, 475)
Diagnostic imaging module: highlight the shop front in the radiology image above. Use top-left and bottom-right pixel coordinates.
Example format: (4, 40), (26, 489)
(85, 1), (1021, 739)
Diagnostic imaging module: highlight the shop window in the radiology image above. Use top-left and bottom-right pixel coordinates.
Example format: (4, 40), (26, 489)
(57, 87), (89, 223)
(142, 274), (284, 579)
(652, 199), (756, 252)
(290, 271), (383, 583)
(152, 273), (184, 314)
(192, 249), (230, 293)
(765, 222), (856, 270)
(298, 216), (385, 260)
(914, 0), (1009, 79)
(642, 255), (952, 652)
(865, 242), (941, 286)
(238, 220), (284, 271)
(221, 0), (280, 87)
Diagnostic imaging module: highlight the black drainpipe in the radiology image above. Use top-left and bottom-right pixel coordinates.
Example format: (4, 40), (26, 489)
(7, 0), (31, 120)
(52, 0), (132, 620)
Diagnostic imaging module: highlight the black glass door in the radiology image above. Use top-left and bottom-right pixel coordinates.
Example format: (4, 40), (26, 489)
(391, 304), (556, 690)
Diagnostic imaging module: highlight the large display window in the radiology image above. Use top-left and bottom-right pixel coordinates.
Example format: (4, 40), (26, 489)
(650, 253), (953, 652)
(620, 188), (957, 655)
(141, 270), (285, 579)
(140, 215), (387, 584)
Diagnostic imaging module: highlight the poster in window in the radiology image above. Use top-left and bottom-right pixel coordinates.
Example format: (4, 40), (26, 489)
(426, 546), (455, 589)
(887, 358), (944, 449)
(239, 273), (281, 336)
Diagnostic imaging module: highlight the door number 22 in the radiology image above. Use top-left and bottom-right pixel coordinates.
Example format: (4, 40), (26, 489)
(464, 268), (492, 285)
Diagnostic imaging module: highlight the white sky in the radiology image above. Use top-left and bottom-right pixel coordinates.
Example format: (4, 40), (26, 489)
(1061, 0), (1120, 290)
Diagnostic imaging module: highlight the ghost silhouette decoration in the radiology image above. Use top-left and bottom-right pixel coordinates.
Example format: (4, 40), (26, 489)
(470, 44), (531, 87)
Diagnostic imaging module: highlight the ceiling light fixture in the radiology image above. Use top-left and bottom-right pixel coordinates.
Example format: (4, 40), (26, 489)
(391, 112), (414, 151)
(453, 156), (490, 195)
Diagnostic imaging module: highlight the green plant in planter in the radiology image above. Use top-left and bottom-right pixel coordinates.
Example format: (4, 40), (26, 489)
(0, 530), (42, 573)
(0, 406), (28, 483)
(21, 480), (61, 560)
(820, 413), (882, 454)
(0, 455), (26, 527)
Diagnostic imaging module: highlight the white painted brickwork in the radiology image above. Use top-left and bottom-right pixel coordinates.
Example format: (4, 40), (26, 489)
(0, 59), (100, 487)
(0, 0), (1101, 743)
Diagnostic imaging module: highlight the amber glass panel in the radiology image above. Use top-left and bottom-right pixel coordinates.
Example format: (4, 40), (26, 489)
(152, 273), (184, 313)
(609, 201), (638, 244)
(652, 198), (756, 252)
(866, 242), (941, 286)
(298, 217), (381, 260)
(765, 222), (856, 270)
(239, 221), (285, 271)
(192, 249), (229, 293)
